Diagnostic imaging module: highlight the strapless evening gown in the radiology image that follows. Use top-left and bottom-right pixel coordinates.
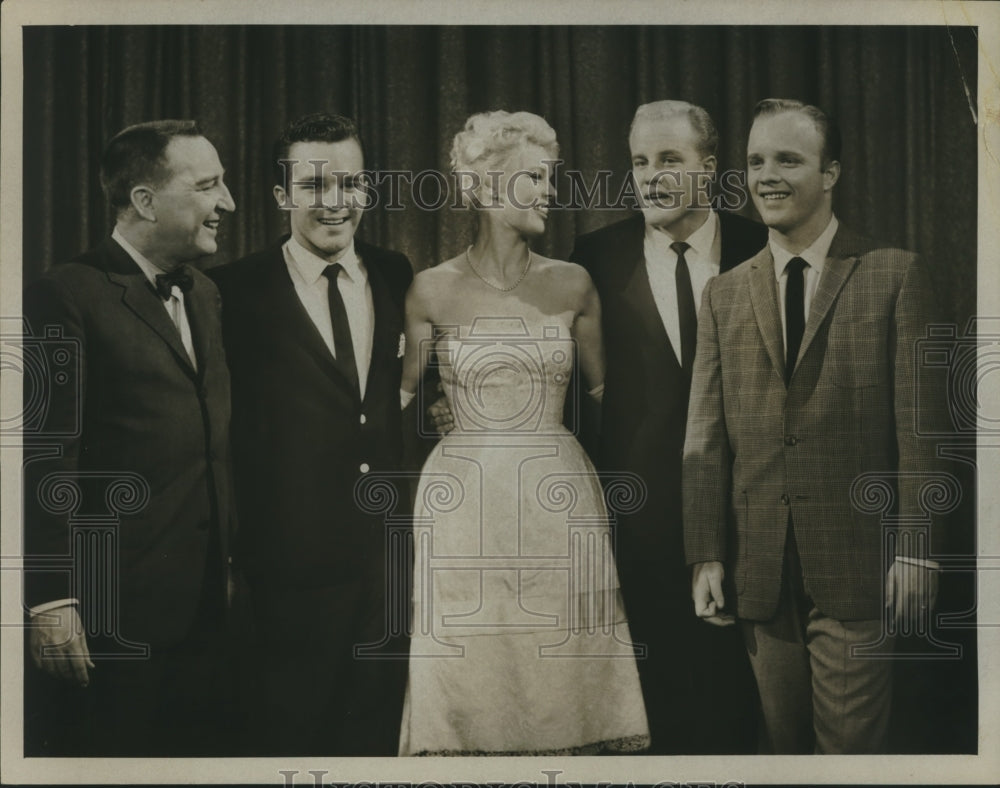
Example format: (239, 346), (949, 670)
(398, 315), (650, 756)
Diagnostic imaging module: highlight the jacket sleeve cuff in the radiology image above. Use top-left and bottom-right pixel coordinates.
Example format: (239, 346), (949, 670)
(29, 598), (79, 617)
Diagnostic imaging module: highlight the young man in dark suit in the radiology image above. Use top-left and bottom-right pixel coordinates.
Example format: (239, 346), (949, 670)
(684, 99), (946, 753)
(570, 100), (766, 755)
(23, 120), (237, 755)
(209, 113), (413, 756)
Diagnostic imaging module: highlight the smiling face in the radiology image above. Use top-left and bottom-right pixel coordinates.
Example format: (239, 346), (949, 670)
(629, 113), (716, 241)
(485, 143), (554, 238)
(274, 138), (366, 262)
(150, 135), (235, 266)
(747, 110), (840, 250)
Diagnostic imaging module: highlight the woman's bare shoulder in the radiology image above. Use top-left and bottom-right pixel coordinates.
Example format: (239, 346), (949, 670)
(531, 254), (594, 293)
(411, 254), (467, 298)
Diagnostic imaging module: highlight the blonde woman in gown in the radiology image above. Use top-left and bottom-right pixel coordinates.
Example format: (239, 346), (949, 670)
(398, 111), (649, 756)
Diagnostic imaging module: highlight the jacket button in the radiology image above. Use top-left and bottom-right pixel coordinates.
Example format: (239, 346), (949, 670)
(780, 493), (790, 506)
(359, 463), (370, 473)
(360, 414), (367, 425)
(784, 435), (797, 446)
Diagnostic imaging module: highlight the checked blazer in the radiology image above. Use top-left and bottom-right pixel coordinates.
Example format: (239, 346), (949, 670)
(682, 224), (949, 622)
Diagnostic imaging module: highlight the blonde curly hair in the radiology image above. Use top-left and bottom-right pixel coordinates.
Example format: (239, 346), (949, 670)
(450, 110), (559, 206)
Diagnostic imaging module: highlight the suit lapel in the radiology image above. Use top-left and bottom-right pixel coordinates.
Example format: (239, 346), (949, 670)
(619, 226), (682, 373)
(184, 278), (215, 381)
(797, 227), (863, 366)
(102, 239), (198, 378)
(361, 249), (400, 405)
(747, 248), (787, 383)
(623, 256), (672, 348)
(265, 243), (359, 395)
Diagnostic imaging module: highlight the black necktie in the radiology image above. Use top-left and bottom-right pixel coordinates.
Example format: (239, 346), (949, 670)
(154, 266), (194, 300)
(671, 241), (697, 375)
(322, 263), (360, 396)
(784, 256), (808, 385)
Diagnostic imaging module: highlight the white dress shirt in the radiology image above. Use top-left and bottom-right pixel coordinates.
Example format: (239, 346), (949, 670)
(769, 214), (839, 352)
(284, 236), (374, 398)
(644, 210), (721, 365)
(112, 226), (197, 370)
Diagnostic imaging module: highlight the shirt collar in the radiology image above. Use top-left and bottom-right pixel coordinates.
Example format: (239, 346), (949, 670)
(286, 235), (364, 286)
(771, 214), (839, 280)
(112, 225), (167, 285)
(644, 209), (719, 263)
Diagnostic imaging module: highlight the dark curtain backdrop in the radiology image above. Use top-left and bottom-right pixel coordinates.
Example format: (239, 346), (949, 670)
(23, 25), (977, 327)
(19, 24), (980, 753)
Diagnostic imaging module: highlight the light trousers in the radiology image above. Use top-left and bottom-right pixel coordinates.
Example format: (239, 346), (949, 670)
(739, 526), (893, 754)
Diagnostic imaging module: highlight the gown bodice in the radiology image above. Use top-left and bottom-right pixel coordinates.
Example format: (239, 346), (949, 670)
(435, 315), (574, 435)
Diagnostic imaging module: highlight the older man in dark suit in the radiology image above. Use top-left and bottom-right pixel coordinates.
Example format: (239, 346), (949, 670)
(23, 120), (237, 755)
(684, 99), (947, 753)
(570, 100), (766, 755)
(209, 113), (413, 756)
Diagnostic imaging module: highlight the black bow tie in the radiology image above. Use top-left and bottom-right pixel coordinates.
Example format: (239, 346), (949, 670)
(154, 267), (194, 300)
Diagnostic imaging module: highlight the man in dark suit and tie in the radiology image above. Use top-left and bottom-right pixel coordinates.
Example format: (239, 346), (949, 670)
(209, 113), (413, 756)
(570, 100), (766, 754)
(23, 120), (237, 755)
(684, 99), (946, 753)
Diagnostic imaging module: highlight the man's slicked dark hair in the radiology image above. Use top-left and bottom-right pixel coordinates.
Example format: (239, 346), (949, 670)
(752, 98), (842, 169)
(272, 112), (365, 188)
(99, 120), (203, 213)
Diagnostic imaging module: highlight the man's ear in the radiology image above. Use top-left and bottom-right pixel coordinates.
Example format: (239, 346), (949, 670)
(130, 185), (156, 221)
(273, 184), (293, 210)
(701, 155), (718, 175)
(823, 160), (841, 192)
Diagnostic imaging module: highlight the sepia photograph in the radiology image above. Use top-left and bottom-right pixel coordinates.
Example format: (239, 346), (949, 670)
(1, 0), (997, 785)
